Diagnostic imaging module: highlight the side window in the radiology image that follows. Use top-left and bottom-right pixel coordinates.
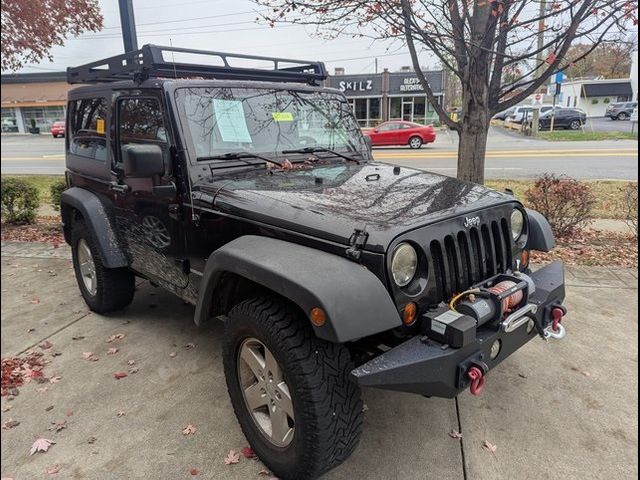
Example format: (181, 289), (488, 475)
(68, 98), (108, 161)
(117, 97), (169, 170)
(379, 123), (398, 132)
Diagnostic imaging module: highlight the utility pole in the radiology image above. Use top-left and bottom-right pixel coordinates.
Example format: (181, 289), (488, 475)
(531, 0), (546, 137)
(375, 57), (378, 74)
(118, 0), (138, 52)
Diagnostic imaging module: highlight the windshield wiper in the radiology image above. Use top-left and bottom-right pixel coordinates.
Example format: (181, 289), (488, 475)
(198, 152), (283, 167)
(281, 147), (361, 164)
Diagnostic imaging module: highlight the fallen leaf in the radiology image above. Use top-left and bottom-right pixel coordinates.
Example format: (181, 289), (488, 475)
(114, 372), (128, 380)
(30, 438), (55, 455)
(127, 360), (136, 366)
(47, 420), (67, 432)
(82, 352), (96, 360)
(31, 298), (41, 305)
(2, 419), (20, 429)
(51, 352), (62, 357)
(39, 341), (53, 350)
(66, 410), (73, 417)
(106, 333), (126, 343)
(518, 373), (527, 379)
(27, 328), (36, 333)
(71, 335), (85, 341)
(36, 387), (49, 393)
(224, 449), (240, 465)
(184, 343), (196, 349)
(46, 464), (61, 475)
(449, 430), (463, 439)
(482, 440), (498, 455)
(128, 366), (139, 374)
(570, 366), (592, 377)
(116, 410), (126, 417)
(2, 405), (13, 412)
(45, 405), (54, 412)
(241, 446), (256, 458)
(107, 348), (119, 355)
(258, 470), (272, 476)
(49, 376), (62, 384)
(169, 352), (177, 358)
(182, 424), (197, 435)
(189, 467), (199, 476)
(87, 436), (97, 444)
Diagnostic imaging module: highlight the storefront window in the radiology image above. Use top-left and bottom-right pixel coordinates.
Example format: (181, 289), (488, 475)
(369, 98), (381, 126)
(390, 97), (401, 120)
(354, 98), (368, 126)
(1, 108), (19, 133)
(413, 97), (426, 124)
(21, 106), (65, 133)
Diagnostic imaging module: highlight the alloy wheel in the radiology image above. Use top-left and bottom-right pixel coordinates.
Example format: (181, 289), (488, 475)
(142, 215), (171, 250)
(77, 238), (97, 296)
(237, 338), (295, 447)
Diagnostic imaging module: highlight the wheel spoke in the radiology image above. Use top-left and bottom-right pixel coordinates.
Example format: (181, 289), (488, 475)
(240, 345), (265, 379)
(270, 406), (293, 445)
(244, 382), (268, 411)
(265, 349), (282, 382)
(275, 382), (294, 417)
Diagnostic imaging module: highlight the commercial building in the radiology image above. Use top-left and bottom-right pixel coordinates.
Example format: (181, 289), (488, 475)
(560, 78), (635, 117)
(326, 68), (446, 127)
(1, 72), (71, 133)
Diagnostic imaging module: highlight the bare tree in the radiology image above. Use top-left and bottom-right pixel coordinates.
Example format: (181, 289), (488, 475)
(254, 0), (638, 183)
(1, 0), (103, 72)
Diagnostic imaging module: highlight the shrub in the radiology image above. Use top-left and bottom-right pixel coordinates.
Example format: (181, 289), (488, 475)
(1, 178), (40, 224)
(619, 182), (638, 239)
(524, 174), (596, 237)
(603, 98), (611, 104)
(50, 179), (67, 211)
(591, 98), (599, 104)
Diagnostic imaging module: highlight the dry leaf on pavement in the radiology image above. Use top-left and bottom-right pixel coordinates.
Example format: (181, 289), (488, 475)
(182, 424), (197, 435)
(107, 348), (119, 355)
(47, 420), (66, 432)
(114, 372), (128, 380)
(449, 430), (463, 439)
(46, 464), (61, 475)
(169, 352), (177, 358)
(2, 419), (20, 429)
(116, 411), (126, 417)
(184, 343), (196, 349)
(106, 333), (126, 343)
(482, 440), (497, 455)
(241, 446), (256, 458)
(224, 450), (240, 465)
(39, 340), (52, 350)
(189, 467), (199, 476)
(49, 376), (62, 384)
(30, 438), (55, 455)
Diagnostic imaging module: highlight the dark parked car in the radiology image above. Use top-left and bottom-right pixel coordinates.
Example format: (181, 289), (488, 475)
(536, 108), (587, 130)
(60, 45), (568, 480)
(605, 101), (638, 120)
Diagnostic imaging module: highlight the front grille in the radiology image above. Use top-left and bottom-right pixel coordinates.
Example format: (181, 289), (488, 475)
(427, 217), (513, 303)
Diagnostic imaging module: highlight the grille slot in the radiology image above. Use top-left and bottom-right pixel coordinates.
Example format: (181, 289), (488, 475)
(427, 216), (513, 303)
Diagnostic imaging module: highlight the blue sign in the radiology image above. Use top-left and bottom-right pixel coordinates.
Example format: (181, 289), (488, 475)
(554, 71), (566, 84)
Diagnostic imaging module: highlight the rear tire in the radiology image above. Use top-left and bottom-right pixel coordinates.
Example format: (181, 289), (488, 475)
(71, 220), (135, 313)
(569, 120), (581, 130)
(409, 136), (423, 149)
(223, 296), (363, 480)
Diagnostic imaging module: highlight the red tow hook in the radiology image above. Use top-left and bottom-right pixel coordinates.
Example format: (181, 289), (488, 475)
(467, 366), (485, 396)
(551, 307), (564, 332)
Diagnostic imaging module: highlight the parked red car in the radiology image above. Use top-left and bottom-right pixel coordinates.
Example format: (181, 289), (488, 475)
(363, 121), (436, 149)
(51, 121), (65, 138)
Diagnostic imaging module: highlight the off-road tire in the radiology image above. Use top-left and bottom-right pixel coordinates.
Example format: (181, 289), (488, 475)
(408, 135), (423, 149)
(71, 220), (135, 313)
(223, 296), (363, 480)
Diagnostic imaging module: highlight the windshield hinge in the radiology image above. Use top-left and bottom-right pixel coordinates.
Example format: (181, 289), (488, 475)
(346, 228), (369, 261)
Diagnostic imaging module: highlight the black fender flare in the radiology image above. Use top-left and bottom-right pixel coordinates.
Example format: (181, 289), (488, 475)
(60, 187), (128, 268)
(194, 235), (402, 343)
(526, 208), (555, 252)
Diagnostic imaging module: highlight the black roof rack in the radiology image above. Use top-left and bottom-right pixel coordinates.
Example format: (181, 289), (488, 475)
(67, 44), (328, 86)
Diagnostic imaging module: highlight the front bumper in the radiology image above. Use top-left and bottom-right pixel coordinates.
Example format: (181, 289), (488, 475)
(351, 261), (566, 398)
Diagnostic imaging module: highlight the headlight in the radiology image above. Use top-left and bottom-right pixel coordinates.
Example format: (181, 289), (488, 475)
(391, 243), (418, 287)
(510, 209), (525, 240)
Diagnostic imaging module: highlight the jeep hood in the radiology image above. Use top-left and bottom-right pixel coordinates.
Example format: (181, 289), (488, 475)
(199, 162), (514, 253)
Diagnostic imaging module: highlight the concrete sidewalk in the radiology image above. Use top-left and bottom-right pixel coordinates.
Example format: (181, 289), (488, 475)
(1, 242), (638, 479)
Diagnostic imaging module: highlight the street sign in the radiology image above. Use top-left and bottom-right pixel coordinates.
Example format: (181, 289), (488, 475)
(554, 71), (566, 84)
(532, 93), (543, 106)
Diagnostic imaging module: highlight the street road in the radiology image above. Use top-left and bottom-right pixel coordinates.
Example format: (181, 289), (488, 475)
(1, 129), (638, 179)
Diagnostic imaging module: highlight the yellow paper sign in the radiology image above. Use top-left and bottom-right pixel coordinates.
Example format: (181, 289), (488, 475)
(272, 112), (294, 122)
(96, 118), (105, 135)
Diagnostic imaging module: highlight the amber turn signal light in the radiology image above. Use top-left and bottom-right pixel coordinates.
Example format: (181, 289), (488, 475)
(520, 250), (530, 269)
(310, 307), (326, 327)
(403, 302), (417, 325)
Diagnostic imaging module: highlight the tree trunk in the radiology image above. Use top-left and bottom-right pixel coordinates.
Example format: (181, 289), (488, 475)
(457, 102), (490, 184)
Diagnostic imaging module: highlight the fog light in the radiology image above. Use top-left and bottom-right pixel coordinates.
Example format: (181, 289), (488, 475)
(402, 302), (417, 325)
(310, 307), (326, 327)
(489, 339), (501, 360)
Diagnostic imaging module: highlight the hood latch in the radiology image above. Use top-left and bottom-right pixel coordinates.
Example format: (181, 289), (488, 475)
(346, 228), (369, 261)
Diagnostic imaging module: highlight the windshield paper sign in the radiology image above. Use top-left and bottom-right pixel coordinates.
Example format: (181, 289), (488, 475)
(272, 112), (294, 122)
(213, 99), (252, 143)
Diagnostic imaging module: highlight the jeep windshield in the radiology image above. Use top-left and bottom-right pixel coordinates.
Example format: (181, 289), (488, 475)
(177, 87), (367, 162)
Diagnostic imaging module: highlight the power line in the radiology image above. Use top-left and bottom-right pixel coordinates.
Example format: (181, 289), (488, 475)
(101, 9), (266, 30)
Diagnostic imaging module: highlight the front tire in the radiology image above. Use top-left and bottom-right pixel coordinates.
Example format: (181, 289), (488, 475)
(408, 136), (423, 149)
(223, 296), (363, 480)
(617, 112), (629, 120)
(569, 120), (581, 130)
(71, 220), (135, 313)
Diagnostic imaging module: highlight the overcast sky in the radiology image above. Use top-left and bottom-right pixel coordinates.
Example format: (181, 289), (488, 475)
(18, 0), (440, 75)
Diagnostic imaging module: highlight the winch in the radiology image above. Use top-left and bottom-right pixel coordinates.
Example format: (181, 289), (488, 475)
(422, 272), (535, 347)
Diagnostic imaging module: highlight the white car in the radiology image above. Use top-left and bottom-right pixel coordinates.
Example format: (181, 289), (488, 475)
(507, 105), (554, 124)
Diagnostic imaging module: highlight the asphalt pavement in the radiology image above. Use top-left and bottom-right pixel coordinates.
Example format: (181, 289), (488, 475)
(1, 242), (638, 479)
(1, 127), (638, 179)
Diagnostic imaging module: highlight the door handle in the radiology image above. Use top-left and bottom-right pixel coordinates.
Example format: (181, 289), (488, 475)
(109, 182), (130, 194)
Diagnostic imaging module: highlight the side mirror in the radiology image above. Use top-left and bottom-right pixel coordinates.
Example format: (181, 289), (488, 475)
(122, 144), (165, 178)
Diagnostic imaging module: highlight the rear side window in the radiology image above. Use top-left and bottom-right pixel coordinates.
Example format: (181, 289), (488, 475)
(117, 97), (169, 169)
(68, 98), (108, 161)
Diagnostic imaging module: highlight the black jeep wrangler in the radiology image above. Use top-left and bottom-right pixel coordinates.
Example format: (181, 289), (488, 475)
(61, 45), (567, 479)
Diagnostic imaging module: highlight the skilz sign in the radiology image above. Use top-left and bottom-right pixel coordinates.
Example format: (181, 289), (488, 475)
(338, 79), (374, 92)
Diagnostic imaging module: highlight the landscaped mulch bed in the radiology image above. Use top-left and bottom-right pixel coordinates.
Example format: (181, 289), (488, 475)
(1, 216), (65, 246)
